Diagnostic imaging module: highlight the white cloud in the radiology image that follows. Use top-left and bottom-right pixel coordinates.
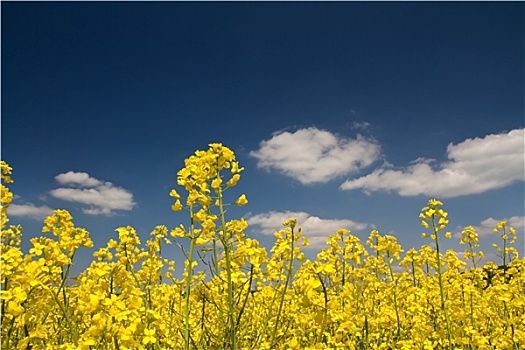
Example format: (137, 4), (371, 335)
(341, 128), (525, 197)
(8, 203), (54, 220)
(50, 172), (136, 216)
(247, 210), (370, 248)
(55, 171), (102, 187)
(250, 127), (381, 185)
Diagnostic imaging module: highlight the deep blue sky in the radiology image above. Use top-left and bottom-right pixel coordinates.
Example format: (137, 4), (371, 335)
(2, 2), (524, 273)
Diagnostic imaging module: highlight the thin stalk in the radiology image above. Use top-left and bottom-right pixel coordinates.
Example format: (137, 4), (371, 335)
(183, 204), (196, 350)
(216, 181), (237, 350)
(47, 285), (78, 345)
(1, 277), (8, 326)
(270, 225), (294, 347)
(387, 254), (401, 340)
(317, 273), (329, 344)
(411, 261), (417, 288)
(502, 226), (507, 268)
(432, 215), (453, 350)
(236, 264), (254, 328)
(250, 276), (283, 350)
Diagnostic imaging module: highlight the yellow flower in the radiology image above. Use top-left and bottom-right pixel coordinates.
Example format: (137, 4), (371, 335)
(235, 194), (248, 206)
(170, 224), (186, 237)
(226, 174), (241, 187)
(496, 220), (506, 229)
(211, 177), (222, 192)
(428, 199), (443, 206)
(231, 161), (244, 174)
(143, 328), (156, 345)
(192, 208), (207, 222)
(195, 236), (209, 246)
(171, 199), (183, 211)
(7, 300), (24, 316)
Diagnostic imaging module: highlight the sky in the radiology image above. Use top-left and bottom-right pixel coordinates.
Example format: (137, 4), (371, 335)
(2, 2), (524, 275)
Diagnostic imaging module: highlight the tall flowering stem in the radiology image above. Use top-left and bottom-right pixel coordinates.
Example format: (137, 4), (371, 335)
(270, 218), (297, 347)
(170, 143), (247, 350)
(493, 220), (518, 268)
(215, 172), (236, 350)
(420, 199), (453, 349)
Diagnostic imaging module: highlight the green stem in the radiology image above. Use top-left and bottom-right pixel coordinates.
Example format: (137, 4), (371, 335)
(1, 277), (8, 327)
(501, 226), (507, 276)
(387, 254), (401, 340)
(411, 261), (417, 288)
(216, 182), (236, 350)
(270, 225), (294, 347)
(250, 276), (282, 350)
(47, 285), (78, 345)
(317, 273), (329, 344)
(236, 264), (254, 328)
(433, 215), (453, 349)
(183, 205), (196, 350)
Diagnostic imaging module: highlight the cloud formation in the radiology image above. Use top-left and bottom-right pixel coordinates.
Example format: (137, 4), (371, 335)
(250, 127), (381, 185)
(341, 128), (525, 197)
(55, 171), (102, 187)
(8, 203), (54, 220)
(50, 171), (136, 216)
(247, 210), (370, 248)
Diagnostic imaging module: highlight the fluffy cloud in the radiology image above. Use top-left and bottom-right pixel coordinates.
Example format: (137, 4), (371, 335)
(8, 203), (54, 220)
(55, 171), (102, 187)
(341, 128), (525, 197)
(250, 127), (381, 185)
(50, 171), (136, 216)
(247, 210), (370, 248)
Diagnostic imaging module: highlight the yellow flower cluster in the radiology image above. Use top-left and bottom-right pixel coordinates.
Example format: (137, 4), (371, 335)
(1, 147), (523, 350)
